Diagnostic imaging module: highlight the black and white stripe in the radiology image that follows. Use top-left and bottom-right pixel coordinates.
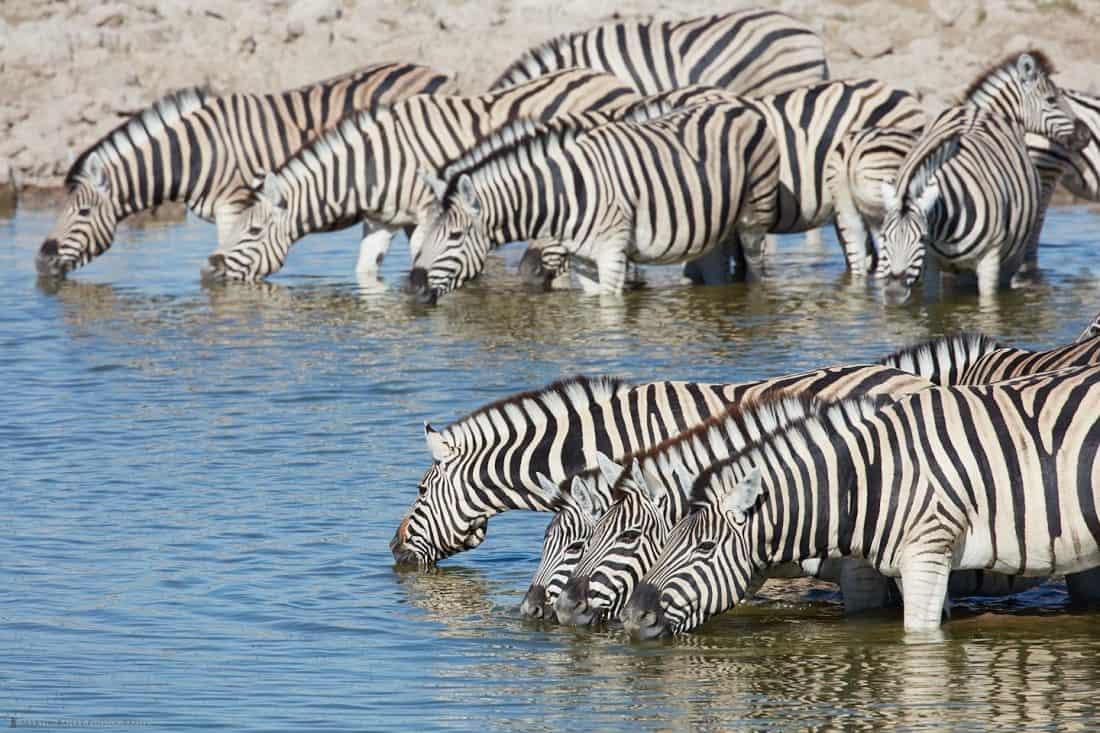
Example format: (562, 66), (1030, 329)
(392, 366), (933, 568)
(492, 9), (828, 98)
(408, 99), (780, 301)
(514, 364), (932, 614)
(624, 364), (1100, 637)
(37, 63), (450, 278)
(879, 52), (1085, 302)
(202, 69), (640, 282)
(878, 330), (1100, 386)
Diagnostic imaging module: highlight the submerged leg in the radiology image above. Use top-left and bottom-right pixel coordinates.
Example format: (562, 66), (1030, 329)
(1066, 567), (1100, 606)
(898, 546), (953, 631)
(681, 241), (733, 285)
(357, 224), (398, 279)
(594, 243), (631, 296)
(836, 559), (893, 613)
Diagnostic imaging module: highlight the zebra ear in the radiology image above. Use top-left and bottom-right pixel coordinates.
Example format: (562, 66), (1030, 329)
(640, 461), (667, 503)
(260, 172), (287, 210)
(1016, 53), (1039, 85)
(418, 168), (448, 203)
(914, 178), (940, 217)
(424, 422), (451, 462)
(457, 174), (481, 216)
(570, 475), (596, 518)
(627, 459), (659, 504)
(535, 472), (561, 505)
(85, 154), (110, 194)
(720, 466), (764, 525)
(595, 452), (624, 488)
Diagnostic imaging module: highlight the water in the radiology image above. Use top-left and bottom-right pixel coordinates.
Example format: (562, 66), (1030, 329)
(3, 206), (1100, 731)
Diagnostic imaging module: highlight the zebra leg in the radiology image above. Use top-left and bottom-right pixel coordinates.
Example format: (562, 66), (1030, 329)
(898, 546), (953, 631)
(836, 559), (893, 613)
(1066, 567), (1100, 606)
(594, 244), (630, 295)
(975, 255), (1005, 297)
(681, 241), (733, 285)
(833, 210), (874, 275)
(356, 224), (399, 279)
(803, 228), (824, 248)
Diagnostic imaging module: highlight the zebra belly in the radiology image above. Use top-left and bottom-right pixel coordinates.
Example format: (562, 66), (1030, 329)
(954, 519), (1100, 576)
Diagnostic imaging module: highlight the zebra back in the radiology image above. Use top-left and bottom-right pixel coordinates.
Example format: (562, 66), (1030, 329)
(877, 332), (1004, 386)
(491, 9), (827, 97)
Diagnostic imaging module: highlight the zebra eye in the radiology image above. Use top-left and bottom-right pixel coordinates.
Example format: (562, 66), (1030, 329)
(566, 541), (587, 553)
(248, 226), (263, 236)
(618, 529), (643, 544)
(695, 541), (717, 557)
(417, 483), (428, 497)
(78, 208), (91, 217)
(447, 229), (464, 242)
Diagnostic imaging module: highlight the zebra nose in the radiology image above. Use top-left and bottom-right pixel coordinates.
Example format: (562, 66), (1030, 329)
(882, 277), (912, 306)
(520, 585), (549, 619)
(554, 575), (592, 625)
(40, 239), (59, 257)
(405, 267), (438, 305)
(623, 583), (671, 640)
(1072, 119), (1090, 152)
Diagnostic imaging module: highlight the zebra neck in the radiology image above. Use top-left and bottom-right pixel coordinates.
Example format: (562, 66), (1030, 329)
(755, 418), (866, 566)
(965, 76), (1027, 130)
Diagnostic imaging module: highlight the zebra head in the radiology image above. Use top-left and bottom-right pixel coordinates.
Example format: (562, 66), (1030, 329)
(204, 174), (295, 282)
(390, 423), (491, 567)
(623, 460), (767, 640)
(406, 171), (492, 305)
(555, 454), (679, 626)
(38, 154), (118, 278)
(521, 472), (603, 620)
(879, 136), (961, 305)
(968, 52), (1087, 152)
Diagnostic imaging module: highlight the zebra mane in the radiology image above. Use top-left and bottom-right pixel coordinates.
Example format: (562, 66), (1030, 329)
(687, 395), (886, 508)
(877, 332), (1002, 381)
(65, 87), (210, 188)
(490, 30), (584, 89)
(443, 375), (632, 437)
(620, 393), (820, 475)
(962, 49), (1057, 102)
(436, 113), (602, 202)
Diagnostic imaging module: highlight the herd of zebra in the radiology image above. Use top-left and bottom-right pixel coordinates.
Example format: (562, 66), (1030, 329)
(392, 314), (1100, 636)
(35, 9), (1099, 305)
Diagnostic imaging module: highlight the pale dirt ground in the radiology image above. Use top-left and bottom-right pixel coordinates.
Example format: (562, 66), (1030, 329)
(2, 0), (1099, 205)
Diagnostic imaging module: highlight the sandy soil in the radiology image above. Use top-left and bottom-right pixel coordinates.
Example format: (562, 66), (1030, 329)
(2, 0), (1098, 200)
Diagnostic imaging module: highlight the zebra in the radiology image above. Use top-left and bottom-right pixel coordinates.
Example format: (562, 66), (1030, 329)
(392, 366), (933, 567)
(623, 364), (1100, 638)
(879, 51), (1086, 303)
(1078, 311), (1100, 344)
(406, 100), (781, 302)
(35, 62), (451, 279)
(824, 127), (922, 274)
(520, 474), (606, 620)
(200, 68), (642, 283)
(509, 364), (933, 613)
(877, 329), (1100, 386)
(523, 78), (926, 287)
(492, 9), (828, 97)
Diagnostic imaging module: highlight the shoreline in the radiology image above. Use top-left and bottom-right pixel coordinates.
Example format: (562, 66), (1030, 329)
(2, 0), (1098, 201)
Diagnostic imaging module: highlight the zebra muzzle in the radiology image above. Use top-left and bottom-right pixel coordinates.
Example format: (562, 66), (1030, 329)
(622, 583), (672, 640)
(554, 575), (595, 625)
(36, 239), (69, 278)
(405, 268), (439, 305)
(882, 277), (913, 306)
(520, 584), (550, 619)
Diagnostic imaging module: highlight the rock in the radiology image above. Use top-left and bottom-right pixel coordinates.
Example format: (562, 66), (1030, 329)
(928, 0), (966, 27)
(287, 0), (343, 26)
(90, 3), (129, 28)
(846, 29), (893, 60)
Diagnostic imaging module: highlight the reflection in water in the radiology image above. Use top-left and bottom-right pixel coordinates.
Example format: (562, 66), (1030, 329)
(10, 210), (1100, 732)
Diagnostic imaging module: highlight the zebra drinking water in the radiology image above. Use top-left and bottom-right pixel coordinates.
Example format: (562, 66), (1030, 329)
(406, 100), (780, 301)
(878, 51), (1087, 303)
(392, 366), (932, 568)
(510, 364), (932, 614)
(36, 62), (451, 279)
(623, 364), (1100, 638)
(200, 69), (641, 283)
